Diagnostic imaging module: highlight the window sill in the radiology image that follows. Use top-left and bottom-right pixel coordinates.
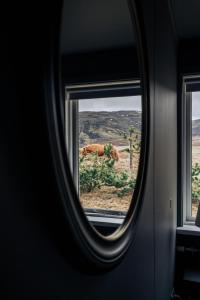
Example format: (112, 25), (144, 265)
(177, 225), (200, 236)
(85, 208), (125, 228)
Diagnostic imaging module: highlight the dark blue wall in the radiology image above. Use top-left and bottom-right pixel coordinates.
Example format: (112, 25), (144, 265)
(0, 1), (176, 299)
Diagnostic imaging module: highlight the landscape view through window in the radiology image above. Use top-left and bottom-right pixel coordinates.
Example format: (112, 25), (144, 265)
(192, 91), (200, 218)
(78, 95), (142, 214)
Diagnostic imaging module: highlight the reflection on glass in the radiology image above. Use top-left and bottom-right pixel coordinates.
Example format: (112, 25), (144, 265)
(66, 94), (142, 221)
(192, 92), (200, 218)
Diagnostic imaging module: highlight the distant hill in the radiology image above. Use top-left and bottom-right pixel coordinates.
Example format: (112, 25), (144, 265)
(79, 115), (200, 146)
(79, 110), (142, 147)
(193, 119), (200, 136)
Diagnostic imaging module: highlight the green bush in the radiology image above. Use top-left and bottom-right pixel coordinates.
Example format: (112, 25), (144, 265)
(79, 154), (102, 193)
(79, 145), (136, 197)
(192, 163), (200, 200)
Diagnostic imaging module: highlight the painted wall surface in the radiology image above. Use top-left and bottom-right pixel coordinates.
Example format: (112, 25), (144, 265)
(154, 0), (177, 299)
(0, 1), (176, 299)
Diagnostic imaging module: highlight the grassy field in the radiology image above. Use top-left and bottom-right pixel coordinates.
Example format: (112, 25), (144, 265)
(192, 137), (200, 163)
(80, 148), (140, 213)
(79, 128), (200, 217)
(78, 110), (141, 213)
(192, 136), (200, 217)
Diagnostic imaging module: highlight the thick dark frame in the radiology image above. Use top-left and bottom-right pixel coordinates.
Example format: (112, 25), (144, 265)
(45, 0), (150, 268)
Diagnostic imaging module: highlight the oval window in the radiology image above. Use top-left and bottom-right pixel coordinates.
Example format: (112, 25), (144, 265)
(48, 0), (148, 267)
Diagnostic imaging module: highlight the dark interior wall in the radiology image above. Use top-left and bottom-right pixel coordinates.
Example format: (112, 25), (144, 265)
(175, 32), (200, 300)
(154, 0), (177, 299)
(0, 1), (176, 299)
(179, 39), (200, 75)
(61, 47), (140, 84)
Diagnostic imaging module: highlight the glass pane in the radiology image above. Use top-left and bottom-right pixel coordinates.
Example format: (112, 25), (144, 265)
(66, 93), (142, 233)
(192, 91), (200, 218)
(80, 96), (141, 210)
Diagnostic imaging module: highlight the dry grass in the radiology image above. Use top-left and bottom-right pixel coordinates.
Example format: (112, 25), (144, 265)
(80, 186), (133, 211)
(80, 149), (139, 212)
(192, 199), (199, 218)
(192, 136), (200, 164)
(80, 139), (200, 217)
(192, 137), (200, 218)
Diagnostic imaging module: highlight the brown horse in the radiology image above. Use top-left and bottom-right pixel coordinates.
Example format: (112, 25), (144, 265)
(80, 144), (119, 161)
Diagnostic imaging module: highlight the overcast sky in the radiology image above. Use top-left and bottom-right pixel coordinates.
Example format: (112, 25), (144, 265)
(79, 95), (142, 112)
(78, 92), (200, 120)
(192, 92), (200, 120)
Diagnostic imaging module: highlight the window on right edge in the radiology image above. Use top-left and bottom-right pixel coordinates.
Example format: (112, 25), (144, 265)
(183, 78), (200, 223)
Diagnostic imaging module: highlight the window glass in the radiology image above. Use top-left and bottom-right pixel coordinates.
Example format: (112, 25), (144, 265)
(192, 91), (200, 218)
(65, 86), (143, 233)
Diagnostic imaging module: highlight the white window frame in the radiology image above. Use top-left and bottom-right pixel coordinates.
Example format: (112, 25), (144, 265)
(64, 80), (141, 228)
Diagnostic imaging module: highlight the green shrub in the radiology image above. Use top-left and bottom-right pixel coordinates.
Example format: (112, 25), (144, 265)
(192, 163), (200, 200)
(79, 144), (136, 197)
(79, 154), (102, 192)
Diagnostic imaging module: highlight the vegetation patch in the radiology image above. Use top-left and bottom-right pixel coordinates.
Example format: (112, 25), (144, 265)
(79, 143), (136, 198)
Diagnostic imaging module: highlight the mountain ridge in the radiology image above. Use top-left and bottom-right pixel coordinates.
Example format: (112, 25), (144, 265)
(79, 111), (200, 146)
(79, 110), (142, 147)
(193, 119), (200, 135)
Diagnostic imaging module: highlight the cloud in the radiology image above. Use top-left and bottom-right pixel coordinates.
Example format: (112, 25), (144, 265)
(78, 96), (142, 112)
(192, 92), (200, 120)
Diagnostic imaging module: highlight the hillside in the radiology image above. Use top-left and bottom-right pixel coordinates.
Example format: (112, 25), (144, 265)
(193, 119), (200, 136)
(79, 110), (142, 147)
